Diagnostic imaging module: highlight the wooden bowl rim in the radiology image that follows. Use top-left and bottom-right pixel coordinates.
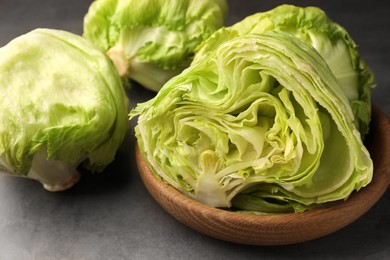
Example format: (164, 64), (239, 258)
(135, 105), (390, 245)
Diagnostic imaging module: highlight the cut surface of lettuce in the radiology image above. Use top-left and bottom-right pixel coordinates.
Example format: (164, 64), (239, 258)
(0, 29), (129, 191)
(83, 0), (228, 92)
(131, 31), (373, 213)
(194, 4), (375, 137)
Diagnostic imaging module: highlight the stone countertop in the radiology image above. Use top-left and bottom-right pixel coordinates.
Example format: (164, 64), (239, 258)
(0, 0), (389, 259)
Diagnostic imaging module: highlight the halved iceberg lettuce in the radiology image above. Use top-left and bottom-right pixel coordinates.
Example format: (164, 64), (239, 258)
(131, 31), (373, 213)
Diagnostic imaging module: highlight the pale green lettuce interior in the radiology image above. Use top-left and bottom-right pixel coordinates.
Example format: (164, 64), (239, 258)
(194, 4), (375, 138)
(131, 31), (373, 213)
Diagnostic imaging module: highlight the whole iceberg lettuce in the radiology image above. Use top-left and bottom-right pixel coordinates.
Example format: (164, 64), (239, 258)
(0, 29), (129, 191)
(83, 0), (228, 92)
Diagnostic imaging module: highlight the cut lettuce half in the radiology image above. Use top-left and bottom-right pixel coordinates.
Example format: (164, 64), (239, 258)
(131, 31), (373, 213)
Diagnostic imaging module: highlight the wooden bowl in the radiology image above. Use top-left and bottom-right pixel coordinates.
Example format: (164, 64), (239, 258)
(135, 106), (390, 246)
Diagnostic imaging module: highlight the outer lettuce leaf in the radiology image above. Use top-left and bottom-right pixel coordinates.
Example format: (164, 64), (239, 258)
(0, 29), (129, 191)
(131, 31), (373, 212)
(194, 4), (375, 137)
(83, 0), (228, 92)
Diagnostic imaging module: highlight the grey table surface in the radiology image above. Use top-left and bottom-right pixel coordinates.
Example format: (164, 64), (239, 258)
(0, 0), (389, 259)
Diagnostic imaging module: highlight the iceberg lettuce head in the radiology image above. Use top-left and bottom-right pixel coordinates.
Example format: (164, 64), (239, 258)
(83, 0), (228, 92)
(0, 29), (129, 191)
(131, 31), (373, 213)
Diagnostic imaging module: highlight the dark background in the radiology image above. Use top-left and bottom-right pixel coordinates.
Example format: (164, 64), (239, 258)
(0, 0), (389, 259)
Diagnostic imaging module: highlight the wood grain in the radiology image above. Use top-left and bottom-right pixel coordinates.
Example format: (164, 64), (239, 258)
(135, 106), (390, 246)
